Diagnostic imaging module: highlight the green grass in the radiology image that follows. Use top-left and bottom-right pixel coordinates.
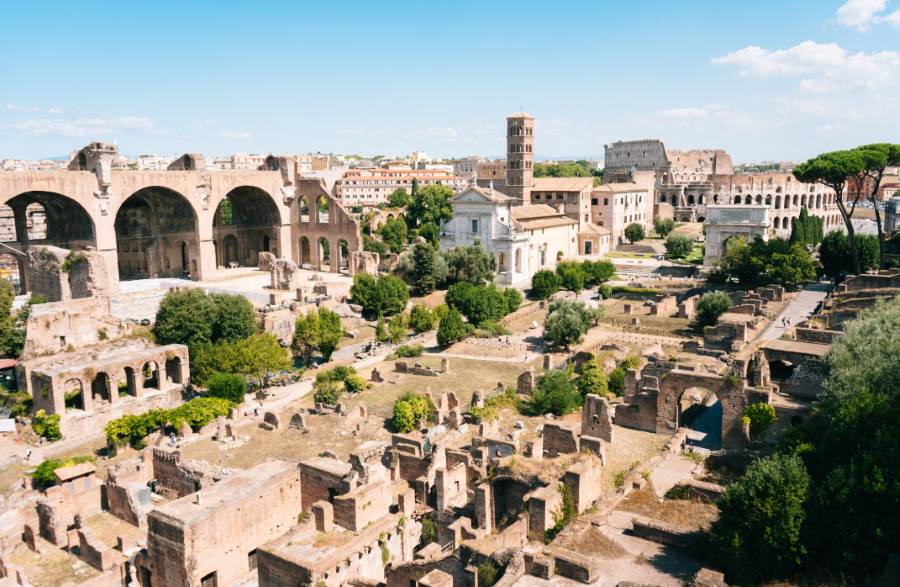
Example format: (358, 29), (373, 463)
(606, 251), (655, 259)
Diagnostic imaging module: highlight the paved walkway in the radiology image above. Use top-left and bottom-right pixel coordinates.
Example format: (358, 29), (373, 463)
(756, 283), (830, 343)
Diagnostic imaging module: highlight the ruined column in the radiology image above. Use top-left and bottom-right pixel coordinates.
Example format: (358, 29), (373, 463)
(474, 483), (493, 533)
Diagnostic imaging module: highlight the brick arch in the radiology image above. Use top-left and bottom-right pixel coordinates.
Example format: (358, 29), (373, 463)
(655, 371), (747, 448)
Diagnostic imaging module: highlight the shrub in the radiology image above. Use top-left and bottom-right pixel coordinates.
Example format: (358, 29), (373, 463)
(446, 282), (513, 326)
(696, 291), (732, 327)
(503, 288), (523, 314)
(744, 402), (777, 440)
(522, 369), (582, 416)
(409, 304), (436, 333)
(314, 380), (342, 404)
(394, 344), (424, 358)
(608, 367), (625, 396)
(577, 357), (608, 397)
(420, 516), (437, 545)
(543, 299), (597, 349)
(470, 387), (519, 423)
(624, 222), (646, 243)
(32, 409), (62, 440)
(582, 260), (616, 284)
(104, 398), (232, 448)
(544, 483), (577, 542)
(392, 393), (434, 433)
(610, 285), (659, 296)
(664, 233), (693, 259)
(437, 308), (468, 346)
(351, 274), (409, 317)
(343, 373), (368, 394)
(477, 559), (501, 587)
(206, 373), (247, 404)
(597, 284), (612, 300)
(530, 270), (561, 300)
(32, 455), (94, 489)
(556, 262), (586, 292)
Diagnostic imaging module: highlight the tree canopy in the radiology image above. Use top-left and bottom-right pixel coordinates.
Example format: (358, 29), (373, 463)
(624, 223), (646, 244)
(443, 240), (495, 286)
(709, 237), (817, 288)
(291, 307), (344, 365)
(543, 299), (600, 349)
(154, 290), (257, 352)
(406, 184), (454, 245)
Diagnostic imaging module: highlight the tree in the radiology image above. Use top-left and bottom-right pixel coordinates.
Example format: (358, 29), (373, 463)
(443, 240), (495, 285)
(206, 373), (248, 404)
(445, 282), (511, 326)
(582, 260), (615, 285)
(711, 237), (817, 288)
(577, 357), (608, 397)
(351, 274), (409, 317)
(664, 233), (693, 259)
(154, 289), (219, 350)
(795, 150), (867, 274)
(555, 262), (585, 292)
(711, 454), (810, 584)
(654, 217), (675, 238)
(851, 144), (900, 268)
(624, 223), (646, 244)
(437, 307), (467, 346)
(530, 270), (561, 300)
(388, 187), (411, 208)
(387, 313), (408, 344)
(409, 304), (436, 333)
(377, 217), (408, 253)
(543, 299), (594, 349)
(210, 294), (257, 342)
(522, 369), (582, 416)
(232, 333), (291, 384)
(363, 235), (389, 255)
(406, 184), (454, 245)
(818, 230), (852, 278)
(696, 291), (731, 327)
(789, 207), (823, 246)
(411, 242), (436, 295)
(767, 244), (819, 288)
(503, 288), (522, 314)
(292, 307), (344, 364)
(856, 233), (881, 271)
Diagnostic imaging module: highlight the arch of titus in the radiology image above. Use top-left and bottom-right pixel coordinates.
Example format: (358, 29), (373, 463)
(0, 143), (362, 295)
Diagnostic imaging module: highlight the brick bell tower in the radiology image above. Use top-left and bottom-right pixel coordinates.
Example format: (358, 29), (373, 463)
(505, 112), (535, 205)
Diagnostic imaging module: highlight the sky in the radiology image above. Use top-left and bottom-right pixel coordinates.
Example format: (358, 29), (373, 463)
(1, 0), (898, 163)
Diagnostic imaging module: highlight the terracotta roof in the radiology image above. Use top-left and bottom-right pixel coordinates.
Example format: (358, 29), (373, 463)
(532, 177), (594, 192)
(507, 111), (534, 119)
(593, 182), (647, 193)
(511, 204), (564, 220)
(579, 223), (611, 236)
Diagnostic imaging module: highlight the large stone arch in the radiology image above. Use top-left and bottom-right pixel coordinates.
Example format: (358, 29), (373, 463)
(212, 185), (281, 268)
(114, 186), (199, 280)
(655, 370), (747, 448)
(5, 191), (96, 248)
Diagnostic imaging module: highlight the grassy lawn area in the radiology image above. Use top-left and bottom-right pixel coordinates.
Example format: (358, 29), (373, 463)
(606, 251), (656, 260)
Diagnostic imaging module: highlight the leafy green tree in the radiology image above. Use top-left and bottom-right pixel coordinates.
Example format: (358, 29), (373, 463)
(543, 299), (595, 349)
(388, 187), (411, 208)
(653, 217), (675, 238)
(851, 144), (900, 268)
(392, 393), (434, 432)
(768, 244), (819, 288)
(789, 207), (823, 246)
(664, 233), (693, 259)
(582, 260), (615, 285)
(232, 333), (291, 384)
(351, 274), (409, 317)
(818, 230), (852, 278)
(795, 150), (867, 274)
(377, 217), (408, 253)
(522, 369), (582, 416)
(206, 373), (248, 403)
(743, 402), (776, 440)
(210, 294), (257, 342)
(363, 235), (389, 255)
(409, 304), (436, 333)
(533, 161), (593, 177)
(32, 409), (61, 440)
(437, 307), (467, 346)
(712, 454), (810, 584)
(443, 240), (495, 285)
(711, 237), (817, 287)
(624, 223), (646, 244)
(411, 242), (436, 295)
(406, 184), (454, 245)
(555, 262), (585, 292)
(696, 291), (731, 327)
(530, 270), (561, 300)
(856, 233), (881, 271)
(445, 282), (508, 326)
(577, 357), (608, 397)
(154, 289), (218, 350)
(292, 307), (344, 364)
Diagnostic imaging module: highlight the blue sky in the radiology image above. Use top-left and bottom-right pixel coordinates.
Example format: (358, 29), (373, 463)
(1, 0), (898, 162)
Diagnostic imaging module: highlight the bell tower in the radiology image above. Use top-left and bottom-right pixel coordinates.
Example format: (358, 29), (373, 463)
(505, 112), (534, 205)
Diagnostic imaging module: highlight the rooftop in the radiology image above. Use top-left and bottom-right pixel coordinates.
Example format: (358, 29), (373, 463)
(532, 177), (594, 192)
(593, 182), (647, 193)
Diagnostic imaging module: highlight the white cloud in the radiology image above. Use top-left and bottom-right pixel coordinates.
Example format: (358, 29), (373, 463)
(886, 8), (900, 25)
(200, 117), (216, 127)
(2, 115), (159, 137)
(5, 103), (40, 113)
(420, 126), (458, 141)
(712, 41), (900, 90)
(219, 129), (251, 139)
(47, 107), (64, 115)
(837, 0), (886, 30)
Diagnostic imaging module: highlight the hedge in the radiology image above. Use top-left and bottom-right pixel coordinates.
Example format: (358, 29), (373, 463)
(104, 397), (233, 448)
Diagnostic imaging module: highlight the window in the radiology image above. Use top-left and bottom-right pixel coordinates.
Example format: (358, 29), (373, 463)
(591, 198), (598, 205)
(201, 572), (218, 587)
(471, 219), (478, 234)
(603, 198), (608, 206)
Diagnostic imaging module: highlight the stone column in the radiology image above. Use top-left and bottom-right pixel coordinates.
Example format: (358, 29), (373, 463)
(196, 239), (217, 281)
(277, 223), (292, 261)
(474, 483), (493, 533)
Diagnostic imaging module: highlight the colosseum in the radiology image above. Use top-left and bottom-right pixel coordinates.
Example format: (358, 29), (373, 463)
(0, 142), (362, 296)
